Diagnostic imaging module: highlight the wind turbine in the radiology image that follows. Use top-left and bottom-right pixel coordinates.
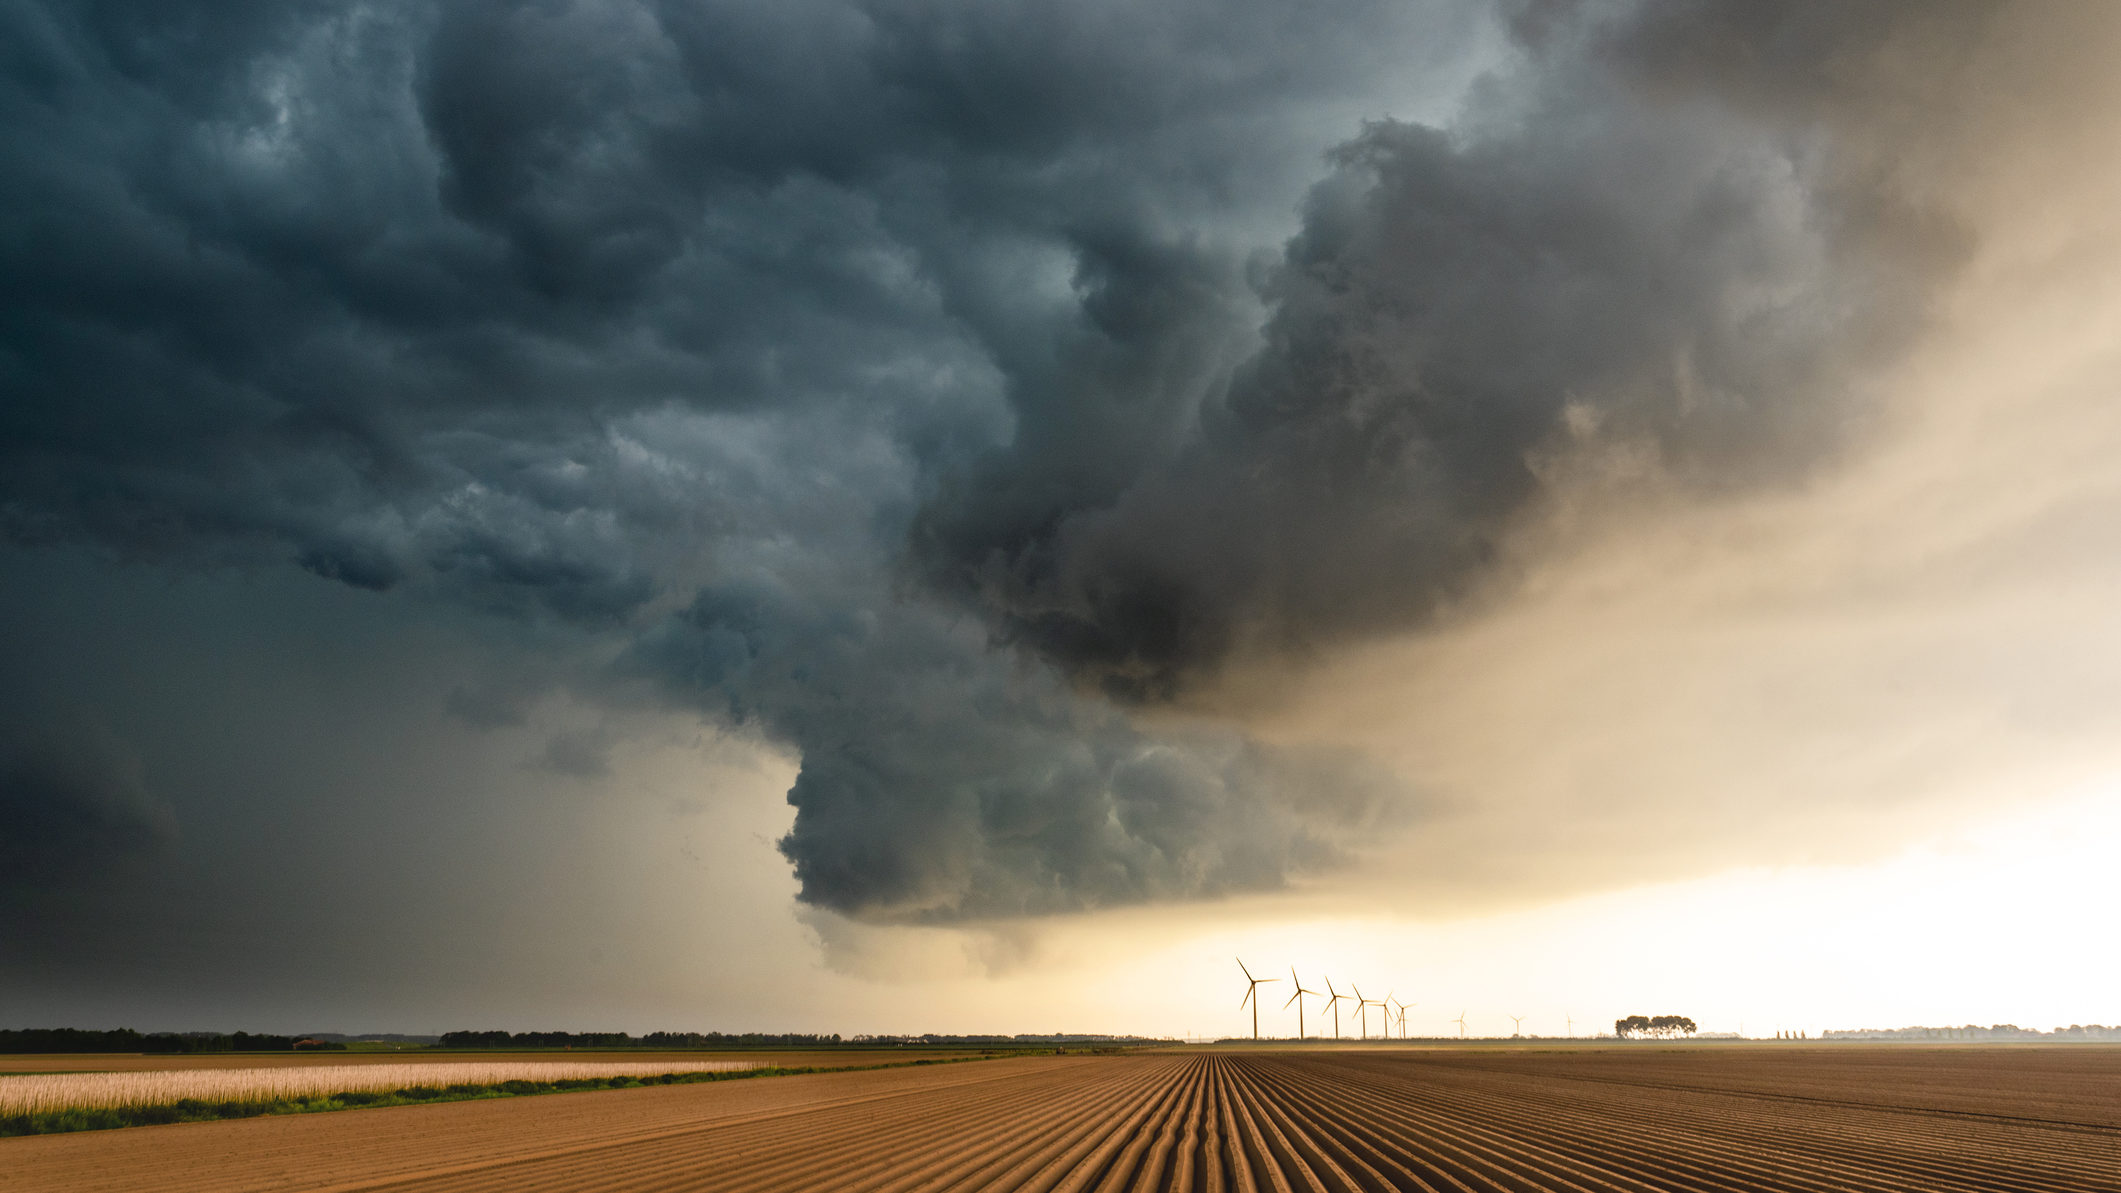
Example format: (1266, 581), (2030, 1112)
(1352, 985), (1372, 1039)
(1390, 997), (1413, 1040)
(1380, 992), (1399, 1041)
(1284, 969), (1321, 1039)
(1565, 1014), (1575, 1038)
(1452, 1011), (1468, 1039)
(1324, 978), (1352, 1039)
(1236, 958), (1279, 1040)
(1509, 1014), (1525, 1038)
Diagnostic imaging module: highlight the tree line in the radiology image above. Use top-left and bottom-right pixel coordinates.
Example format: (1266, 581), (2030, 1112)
(0, 1028), (344, 1052)
(1614, 1015), (1697, 1039)
(436, 1030), (846, 1049)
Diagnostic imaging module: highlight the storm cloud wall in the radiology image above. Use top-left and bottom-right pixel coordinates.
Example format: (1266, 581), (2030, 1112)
(0, 1), (2059, 930)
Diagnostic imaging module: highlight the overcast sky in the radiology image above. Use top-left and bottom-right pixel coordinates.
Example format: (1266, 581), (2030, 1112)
(8, 0), (2121, 1038)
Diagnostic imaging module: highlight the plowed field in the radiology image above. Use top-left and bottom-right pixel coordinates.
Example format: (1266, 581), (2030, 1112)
(6, 1046), (2118, 1192)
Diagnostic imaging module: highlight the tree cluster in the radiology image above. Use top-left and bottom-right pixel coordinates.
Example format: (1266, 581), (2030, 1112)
(0, 1028), (341, 1052)
(1614, 1015), (1697, 1040)
(1823, 1023), (2121, 1042)
(436, 1030), (844, 1049)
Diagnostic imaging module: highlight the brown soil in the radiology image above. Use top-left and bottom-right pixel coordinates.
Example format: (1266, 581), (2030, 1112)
(5, 1046), (2119, 1192)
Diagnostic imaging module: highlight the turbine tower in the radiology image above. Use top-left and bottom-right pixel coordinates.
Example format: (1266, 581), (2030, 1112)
(1324, 978), (1352, 1039)
(1352, 985), (1371, 1039)
(1235, 958), (1279, 1040)
(1452, 1011), (1468, 1039)
(1284, 969), (1321, 1039)
(1565, 1014), (1575, 1038)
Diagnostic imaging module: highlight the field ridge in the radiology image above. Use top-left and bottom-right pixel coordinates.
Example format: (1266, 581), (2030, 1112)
(5, 1047), (2118, 1192)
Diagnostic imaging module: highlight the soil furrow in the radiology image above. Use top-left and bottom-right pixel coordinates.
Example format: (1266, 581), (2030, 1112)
(1271, 1052), (2121, 1193)
(11, 1047), (2121, 1193)
(1285, 1054), (2046, 1193)
(1119, 1052), (1208, 1193)
(1299, 1059), (1899, 1193)
(1410, 1059), (2116, 1193)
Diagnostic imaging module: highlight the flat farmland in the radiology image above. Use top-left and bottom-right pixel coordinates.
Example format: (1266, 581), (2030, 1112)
(6, 1046), (2119, 1192)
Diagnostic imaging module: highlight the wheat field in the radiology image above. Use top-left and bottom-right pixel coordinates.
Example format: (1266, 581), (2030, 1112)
(0, 1059), (759, 1115)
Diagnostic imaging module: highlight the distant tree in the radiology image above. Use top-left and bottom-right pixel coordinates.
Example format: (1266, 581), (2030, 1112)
(141, 1031), (302, 1053)
(438, 1029), (850, 1050)
(1616, 1014), (1694, 1040)
(0, 1028), (145, 1053)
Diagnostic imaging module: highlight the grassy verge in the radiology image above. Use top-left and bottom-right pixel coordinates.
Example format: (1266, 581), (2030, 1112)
(1, 1056), (991, 1138)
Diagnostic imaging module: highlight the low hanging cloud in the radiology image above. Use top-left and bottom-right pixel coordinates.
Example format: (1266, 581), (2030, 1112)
(0, 727), (176, 886)
(913, 1), (1973, 704)
(0, 0), (2078, 931)
(636, 582), (1401, 921)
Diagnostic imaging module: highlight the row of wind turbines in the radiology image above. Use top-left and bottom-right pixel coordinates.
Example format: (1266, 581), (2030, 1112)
(1237, 958), (1413, 1041)
(1236, 958), (1574, 1041)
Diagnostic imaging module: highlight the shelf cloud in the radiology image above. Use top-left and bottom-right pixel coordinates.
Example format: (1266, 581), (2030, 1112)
(2, 0), (2106, 955)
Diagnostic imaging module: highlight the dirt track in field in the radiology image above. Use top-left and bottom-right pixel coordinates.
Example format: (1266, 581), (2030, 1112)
(7, 1046), (2119, 1192)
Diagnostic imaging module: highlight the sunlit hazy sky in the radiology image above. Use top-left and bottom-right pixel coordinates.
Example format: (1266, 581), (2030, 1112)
(8, 1), (2121, 1038)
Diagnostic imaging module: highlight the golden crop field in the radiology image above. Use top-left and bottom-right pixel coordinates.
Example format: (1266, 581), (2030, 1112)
(0, 1059), (758, 1116)
(0, 1049), (969, 1075)
(5, 1045), (2119, 1192)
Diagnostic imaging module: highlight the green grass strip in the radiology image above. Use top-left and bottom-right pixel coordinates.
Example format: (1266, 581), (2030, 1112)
(1, 1055), (1002, 1138)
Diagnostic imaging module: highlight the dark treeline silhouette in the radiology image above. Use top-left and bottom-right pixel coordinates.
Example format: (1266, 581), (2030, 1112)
(856, 1034), (1165, 1045)
(1824, 1023), (2121, 1041)
(0, 1028), (146, 1052)
(0, 1028), (343, 1052)
(434, 1030), (1160, 1050)
(437, 1030), (845, 1049)
(149, 1032), (345, 1052)
(1615, 1015), (1698, 1040)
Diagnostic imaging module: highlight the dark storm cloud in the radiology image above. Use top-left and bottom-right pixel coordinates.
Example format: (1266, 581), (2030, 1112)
(0, 0), (988, 617)
(913, 0), (1974, 702)
(3, 0), (1435, 611)
(634, 578), (1399, 921)
(1, 0), (1472, 925)
(0, 725), (175, 886)
(0, 0), (1995, 929)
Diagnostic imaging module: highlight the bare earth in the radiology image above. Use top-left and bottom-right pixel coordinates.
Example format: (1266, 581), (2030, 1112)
(6, 1045), (2120, 1192)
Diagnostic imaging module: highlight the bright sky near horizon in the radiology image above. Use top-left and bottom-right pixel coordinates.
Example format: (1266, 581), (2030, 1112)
(8, 1), (2121, 1040)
